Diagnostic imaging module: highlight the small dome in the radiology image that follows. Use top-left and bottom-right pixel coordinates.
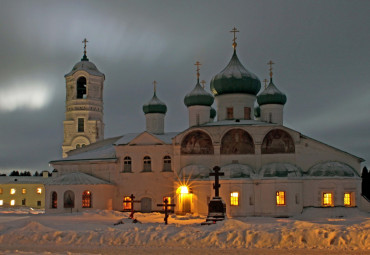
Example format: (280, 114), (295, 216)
(257, 79), (287, 106)
(221, 164), (254, 179)
(65, 55), (104, 77)
(307, 162), (359, 177)
(210, 50), (261, 96)
(210, 107), (216, 119)
(259, 163), (302, 178)
(184, 81), (214, 107)
(143, 92), (167, 114)
(179, 164), (211, 179)
(254, 106), (260, 118)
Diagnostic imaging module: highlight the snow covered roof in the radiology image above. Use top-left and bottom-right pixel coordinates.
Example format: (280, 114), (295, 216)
(306, 161), (360, 178)
(0, 176), (50, 184)
(114, 132), (178, 145)
(65, 60), (104, 77)
(46, 172), (112, 185)
(259, 163), (302, 178)
(221, 164), (255, 179)
(202, 119), (276, 127)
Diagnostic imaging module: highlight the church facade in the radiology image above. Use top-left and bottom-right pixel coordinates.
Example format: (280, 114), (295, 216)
(47, 33), (367, 216)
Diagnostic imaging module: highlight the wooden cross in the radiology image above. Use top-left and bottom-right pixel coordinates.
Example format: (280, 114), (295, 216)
(267, 60), (275, 78)
(82, 38), (88, 55)
(210, 166), (224, 198)
(200, 80), (206, 89)
(157, 198), (176, 225)
(128, 194), (141, 219)
(230, 27), (239, 49)
(263, 78), (269, 89)
(153, 80), (157, 93)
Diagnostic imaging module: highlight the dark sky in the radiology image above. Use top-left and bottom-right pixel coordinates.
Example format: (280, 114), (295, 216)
(0, 0), (369, 173)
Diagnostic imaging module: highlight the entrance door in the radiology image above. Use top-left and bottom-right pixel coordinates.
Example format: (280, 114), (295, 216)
(141, 197), (152, 213)
(182, 196), (191, 213)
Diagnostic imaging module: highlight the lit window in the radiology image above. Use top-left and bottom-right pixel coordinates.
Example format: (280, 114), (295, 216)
(123, 196), (132, 210)
(163, 156), (172, 172)
(10, 200), (15, 206)
(0, 188), (3, 194)
(123, 156), (132, 172)
(323, 192), (334, 207)
(10, 188), (16, 195)
(82, 190), (92, 208)
(276, 191), (286, 205)
(344, 193), (352, 207)
(230, 192), (239, 206)
(227, 107), (234, 119)
(22, 188), (26, 194)
(0, 200), (3, 206)
(143, 156), (151, 172)
(163, 196), (172, 210)
(36, 188), (42, 194)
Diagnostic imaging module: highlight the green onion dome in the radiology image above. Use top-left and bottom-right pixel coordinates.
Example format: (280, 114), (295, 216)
(210, 50), (261, 96)
(65, 54), (104, 77)
(210, 107), (216, 119)
(184, 81), (214, 107)
(143, 92), (167, 114)
(257, 79), (287, 106)
(254, 106), (260, 118)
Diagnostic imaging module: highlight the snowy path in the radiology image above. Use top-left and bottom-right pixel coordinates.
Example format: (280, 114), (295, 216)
(0, 208), (369, 254)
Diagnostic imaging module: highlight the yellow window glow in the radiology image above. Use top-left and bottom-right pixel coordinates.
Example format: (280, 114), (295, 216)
(323, 192), (333, 206)
(22, 188), (26, 194)
(344, 193), (351, 206)
(36, 188), (42, 194)
(0, 188), (3, 194)
(276, 191), (286, 205)
(10, 200), (15, 206)
(10, 188), (16, 195)
(0, 200), (3, 206)
(123, 196), (132, 210)
(230, 192), (239, 206)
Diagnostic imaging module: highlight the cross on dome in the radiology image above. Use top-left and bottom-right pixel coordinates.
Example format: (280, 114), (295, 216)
(153, 80), (157, 93)
(81, 38), (89, 61)
(230, 27), (239, 49)
(267, 60), (275, 79)
(194, 61), (201, 80)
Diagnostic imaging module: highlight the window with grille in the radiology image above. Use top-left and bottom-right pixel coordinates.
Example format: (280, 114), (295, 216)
(82, 190), (92, 208)
(230, 192), (239, 206)
(123, 156), (132, 172)
(123, 196), (132, 210)
(276, 191), (286, 205)
(344, 192), (353, 207)
(323, 192), (333, 207)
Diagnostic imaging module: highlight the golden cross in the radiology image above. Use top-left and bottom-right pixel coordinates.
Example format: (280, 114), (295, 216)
(267, 60), (275, 78)
(263, 78), (269, 89)
(200, 80), (206, 89)
(153, 80), (157, 93)
(82, 38), (88, 55)
(194, 61), (201, 79)
(230, 27), (239, 49)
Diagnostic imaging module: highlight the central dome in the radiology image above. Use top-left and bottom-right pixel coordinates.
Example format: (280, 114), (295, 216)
(210, 50), (261, 96)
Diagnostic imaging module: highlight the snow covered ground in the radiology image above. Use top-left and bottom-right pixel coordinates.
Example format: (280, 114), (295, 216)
(0, 207), (369, 255)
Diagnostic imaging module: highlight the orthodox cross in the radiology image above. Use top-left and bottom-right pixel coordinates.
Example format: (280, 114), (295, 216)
(153, 80), (157, 93)
(200, 80), (206, 89)
(82, 38), (88, 56)
(128, 194), (141, 219)
(194, 61), (201, 80)
(157, 198), (176, 225)
(210, 166), (224, 197)
(263, 78), (269, 89)
(267, 60), (275, 79)
(230, 27), (239, 49)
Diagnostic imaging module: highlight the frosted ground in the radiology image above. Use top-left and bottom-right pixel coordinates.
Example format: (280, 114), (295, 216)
(0, 208), (368, 255)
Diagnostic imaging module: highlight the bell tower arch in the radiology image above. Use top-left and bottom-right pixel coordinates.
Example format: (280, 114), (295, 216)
(62, 39), (105, 157)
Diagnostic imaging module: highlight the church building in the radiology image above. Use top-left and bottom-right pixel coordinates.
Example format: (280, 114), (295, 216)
(47, 30), (368, 216)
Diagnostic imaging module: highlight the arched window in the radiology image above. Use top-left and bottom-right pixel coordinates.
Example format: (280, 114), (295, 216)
(163, 156), (172, 172)
(63, 190), (75, 208)
(123, 156), (132, 172)
(82, 190), (92, 208)
(181, 131), (214, 154)
(51, 191), (57, 209)
(261, 129), (295, 154)
(143, 156), (152, 172)
(76, 77), (87, 99)
(221, 129), (254, 154)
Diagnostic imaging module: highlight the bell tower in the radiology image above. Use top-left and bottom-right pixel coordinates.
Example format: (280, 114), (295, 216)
(62, 39), (105, 158)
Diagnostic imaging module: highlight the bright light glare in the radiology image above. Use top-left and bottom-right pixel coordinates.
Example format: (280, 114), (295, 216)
(0, 84), (52, 112)
(177, 186), (189, 194)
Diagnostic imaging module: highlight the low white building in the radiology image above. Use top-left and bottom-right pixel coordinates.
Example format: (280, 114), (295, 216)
(48, 33), (367, 216)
